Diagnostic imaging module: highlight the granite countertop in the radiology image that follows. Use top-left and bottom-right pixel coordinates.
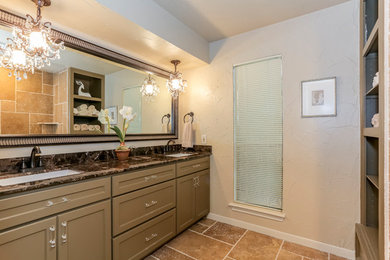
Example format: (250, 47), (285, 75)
(0, 151), (211, 197)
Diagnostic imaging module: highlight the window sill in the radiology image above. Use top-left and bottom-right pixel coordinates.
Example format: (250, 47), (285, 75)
(228, 202), (286, 222)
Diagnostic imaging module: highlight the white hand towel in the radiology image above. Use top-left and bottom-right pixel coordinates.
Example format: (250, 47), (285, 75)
(161, 123), (169, 133)
(182, 122), (193, 148)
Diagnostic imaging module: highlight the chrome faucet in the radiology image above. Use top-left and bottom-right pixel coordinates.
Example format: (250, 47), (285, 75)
(30, 146), (42, 168)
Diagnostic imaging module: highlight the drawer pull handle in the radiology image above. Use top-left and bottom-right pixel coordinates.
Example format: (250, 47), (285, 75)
(49, 226), (56, 248)
(61, 221), (67, 243)
(193, 176), (200, 188)
(192, 164), (201, 168)
(145, 200), (158, 208)
(145, 233), (158, 242)
(144, 175), (158, 182)
(46, 197), (69, 207)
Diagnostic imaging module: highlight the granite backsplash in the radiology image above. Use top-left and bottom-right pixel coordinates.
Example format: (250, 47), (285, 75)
(0, 145), (212, 175)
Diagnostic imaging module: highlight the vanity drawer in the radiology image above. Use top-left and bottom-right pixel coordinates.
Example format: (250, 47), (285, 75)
(112, 164), (175, 196)
(113, 180), (176, 236)
(113, 208), (176, 260)
(0, 177), (110, 231)
(176, 157), (210, 177)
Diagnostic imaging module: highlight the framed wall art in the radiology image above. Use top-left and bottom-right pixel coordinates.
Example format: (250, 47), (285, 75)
(301, 77), (336, 117)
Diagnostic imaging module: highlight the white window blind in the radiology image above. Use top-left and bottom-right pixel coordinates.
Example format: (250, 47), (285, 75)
(233, 56), (283, 210)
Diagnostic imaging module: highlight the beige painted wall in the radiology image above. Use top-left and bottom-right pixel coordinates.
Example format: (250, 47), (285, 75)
(179, 1), (360, 250)
(105, 69), (171, 134)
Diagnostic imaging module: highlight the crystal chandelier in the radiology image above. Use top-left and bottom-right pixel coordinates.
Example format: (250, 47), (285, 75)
(0, 38), (33, 81)
(13, 0), (65, 70)
(166, 60), (187, 98)
(140, 73), (160, 99)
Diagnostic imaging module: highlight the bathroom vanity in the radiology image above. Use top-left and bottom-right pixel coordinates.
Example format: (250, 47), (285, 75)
(0, 151), (211, 260)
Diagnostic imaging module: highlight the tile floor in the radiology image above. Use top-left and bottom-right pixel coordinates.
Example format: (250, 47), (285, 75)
(145, 218), (349, 260)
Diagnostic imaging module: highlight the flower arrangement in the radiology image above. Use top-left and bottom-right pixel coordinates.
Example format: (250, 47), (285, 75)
(98, 106), (136, 160)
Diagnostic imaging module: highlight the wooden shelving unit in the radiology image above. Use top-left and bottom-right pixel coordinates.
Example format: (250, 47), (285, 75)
(357, 0), (384, 259)
(69, 68), (105, 134)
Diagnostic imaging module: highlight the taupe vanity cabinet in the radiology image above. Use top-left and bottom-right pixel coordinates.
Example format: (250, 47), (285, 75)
(57, 200), (111, 260)
(0, 178), (111, 260)
(0, 155), (210, 260)
(112, 164), (177, 260)
(0, 217), (57, 260)
(176, 157), (210, 233)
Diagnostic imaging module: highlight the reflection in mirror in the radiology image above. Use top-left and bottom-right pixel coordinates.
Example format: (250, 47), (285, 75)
(0, 25), (173, 136)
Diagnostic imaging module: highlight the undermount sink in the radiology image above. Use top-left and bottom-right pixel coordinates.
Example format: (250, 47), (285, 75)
(0, 169), (81, 187)
(165, 153), (197, 158)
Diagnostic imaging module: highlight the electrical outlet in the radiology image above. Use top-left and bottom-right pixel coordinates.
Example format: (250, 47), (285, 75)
(201, 135), (207, 144)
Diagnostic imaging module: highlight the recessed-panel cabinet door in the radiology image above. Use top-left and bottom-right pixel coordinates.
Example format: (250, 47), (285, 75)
(176, 173), (196, 233)
(0, 217), (57, 260)
(57, 200), (111, 260)
(195, 170), (210, 219)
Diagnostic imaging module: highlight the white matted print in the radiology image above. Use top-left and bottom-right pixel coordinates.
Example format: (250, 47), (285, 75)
(301, 77), (336, 117)
(107, 106), (118, 125)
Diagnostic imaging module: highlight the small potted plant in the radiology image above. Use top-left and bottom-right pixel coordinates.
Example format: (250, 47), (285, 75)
(98, 106), (136, 161)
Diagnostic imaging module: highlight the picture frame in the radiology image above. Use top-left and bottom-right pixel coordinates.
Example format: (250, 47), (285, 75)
(107, 106), (118, 125)
(301, 77), (336, 117)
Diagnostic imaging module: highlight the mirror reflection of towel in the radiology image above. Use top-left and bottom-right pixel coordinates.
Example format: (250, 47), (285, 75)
(161, 123), (168, 133)
(161, 123), (171, 133)
(182, 122), (193, 148)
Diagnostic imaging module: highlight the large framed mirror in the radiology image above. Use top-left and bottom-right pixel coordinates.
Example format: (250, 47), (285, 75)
(0, 9), (178, 147)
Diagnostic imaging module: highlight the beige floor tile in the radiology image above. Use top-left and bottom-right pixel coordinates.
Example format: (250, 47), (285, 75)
(282, 242), (328, 260)
(152, 246), (193, 260)
(189, 223), (209, 233)
(198, 218), (216, 227)
(203, 222), (246, 244)
(144, 256), (157, 260)
(167, 230), (231, 260)
(330, 254), (349, 260)
(277, 249), (303, 260)
(228, 231), (282, 260)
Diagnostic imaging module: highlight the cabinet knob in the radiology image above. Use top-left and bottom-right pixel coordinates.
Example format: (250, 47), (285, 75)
(192, 164), (201, 168)
(46, 200), (54, 207)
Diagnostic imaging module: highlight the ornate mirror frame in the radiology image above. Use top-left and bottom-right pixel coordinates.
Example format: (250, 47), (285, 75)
(0, 9), (178, 147)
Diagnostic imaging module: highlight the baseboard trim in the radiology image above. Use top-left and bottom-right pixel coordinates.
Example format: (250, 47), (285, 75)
(207, 212), (355, 260)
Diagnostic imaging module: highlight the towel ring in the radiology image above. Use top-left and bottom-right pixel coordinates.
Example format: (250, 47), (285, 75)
(183, 112), (194, 123)
(161, 114), (171, 124)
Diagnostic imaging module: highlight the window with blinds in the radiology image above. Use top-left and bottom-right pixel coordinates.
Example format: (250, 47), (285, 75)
(233, 56), (283, 210)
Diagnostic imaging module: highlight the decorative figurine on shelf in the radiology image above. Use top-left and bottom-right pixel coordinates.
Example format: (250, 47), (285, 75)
(98, 106), (136, 161)
(76, 80), (92, 97)
(371, 113), (379, 128)
(372, 72), (379, 88)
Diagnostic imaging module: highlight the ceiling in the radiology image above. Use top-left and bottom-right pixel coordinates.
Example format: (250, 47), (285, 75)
(0, 0), (207, 70)
(0, 0), (352, 69)
(153, 0), (351, 42)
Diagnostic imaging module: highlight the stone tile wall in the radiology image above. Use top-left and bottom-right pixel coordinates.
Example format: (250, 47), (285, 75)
(0, 68), (68, 134)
